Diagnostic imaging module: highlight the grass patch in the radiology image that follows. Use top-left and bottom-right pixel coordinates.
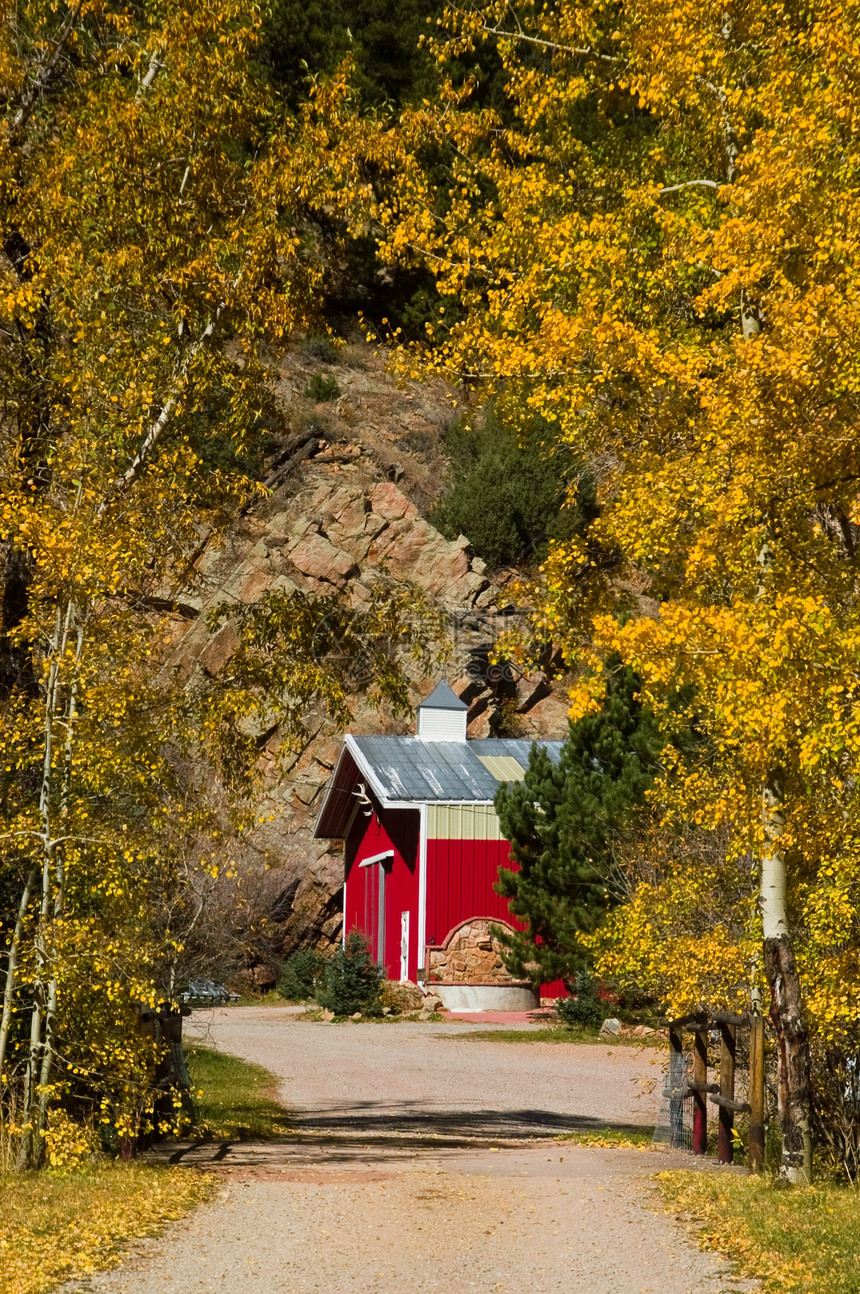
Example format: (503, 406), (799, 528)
(0, 1047), (288, 1292)
(559, 1126), (655, 1150)
(0, 1163), (214, 1294)
(298, 1006), (446, 1023)
(186, 1045), (291, 1141)
(229, 990), (292, 1007)
(658, 1170), (860, 1293)
(453, 1025), (656, 1046)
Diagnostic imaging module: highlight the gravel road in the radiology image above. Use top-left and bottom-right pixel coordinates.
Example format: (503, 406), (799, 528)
(64, 1009), (757, 1294)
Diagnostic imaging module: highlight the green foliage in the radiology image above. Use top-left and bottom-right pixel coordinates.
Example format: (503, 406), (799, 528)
(278, 948), (324, 1002)
(431, 403), (592, 570)
(495, 661), (661, 985)
(314, 932), (384, 1016)
(185, 1045), (291, 1141)
(262, 0), (441, 107)
(303, 371), (341, 402)
(554, 973), (604, 1030)
(303, 335), (339, 364)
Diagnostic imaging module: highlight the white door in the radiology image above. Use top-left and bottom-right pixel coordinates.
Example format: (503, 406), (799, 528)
(400, 910), (410, 982)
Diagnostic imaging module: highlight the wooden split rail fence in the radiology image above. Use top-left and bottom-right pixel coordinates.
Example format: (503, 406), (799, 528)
(666, 1010), (766, 1172)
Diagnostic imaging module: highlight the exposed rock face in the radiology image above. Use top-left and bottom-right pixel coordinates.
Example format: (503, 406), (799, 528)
(158, 347), (571, 967)
(427, 919), (522, 986)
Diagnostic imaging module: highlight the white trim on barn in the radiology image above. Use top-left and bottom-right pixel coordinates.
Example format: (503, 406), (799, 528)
(358, 849), (395, 868)
(417, 802), (428, 982)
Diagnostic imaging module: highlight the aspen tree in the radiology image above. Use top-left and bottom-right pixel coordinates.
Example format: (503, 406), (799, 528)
(0, 0), (320, 1166)
(306, 0), (860, 1180)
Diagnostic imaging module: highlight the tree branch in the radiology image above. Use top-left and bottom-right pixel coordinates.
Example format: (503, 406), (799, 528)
(475, 21), (620, 62)
(443, 4), (620, 63)
(97, 308), (223, 517)
(700, 79), (741, 184)
(659, 179), (720, 194)
(136, 49), (165, 99)
(7, 1), (83, 147)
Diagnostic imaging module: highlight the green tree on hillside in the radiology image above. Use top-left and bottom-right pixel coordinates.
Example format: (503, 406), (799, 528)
(263, 0), (440, 105)
(494, 663), (661, 986)
(431, 403), (593, 570)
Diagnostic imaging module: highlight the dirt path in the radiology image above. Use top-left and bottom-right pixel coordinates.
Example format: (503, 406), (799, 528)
(65, 1009), (756, 1294)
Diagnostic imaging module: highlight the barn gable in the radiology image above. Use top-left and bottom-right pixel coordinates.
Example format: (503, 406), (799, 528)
(313, 683), (566, 1004)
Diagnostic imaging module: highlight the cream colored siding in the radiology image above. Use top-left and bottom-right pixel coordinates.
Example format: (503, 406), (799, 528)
(427, 803), (505, 841)
(417, 708), (468, 741)
(475, 754), (526, 782)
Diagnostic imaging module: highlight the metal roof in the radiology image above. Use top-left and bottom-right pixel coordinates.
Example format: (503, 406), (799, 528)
(313, 734), (565, 838)
(470, 737), (564, 766)
(418, 681), (468, 710)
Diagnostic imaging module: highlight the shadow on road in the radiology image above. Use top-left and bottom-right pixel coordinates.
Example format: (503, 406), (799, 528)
(161, 1101), (653, 1168)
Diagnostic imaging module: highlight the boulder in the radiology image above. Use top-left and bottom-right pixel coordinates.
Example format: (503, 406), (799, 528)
(380, 980), (424, 1014)
(599, 1017), (622, 1037)
(286, 530), (357, 584)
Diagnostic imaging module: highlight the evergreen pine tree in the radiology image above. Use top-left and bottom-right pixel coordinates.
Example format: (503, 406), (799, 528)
(315, 932), (384, 1016)
(495, 662), (661, 986)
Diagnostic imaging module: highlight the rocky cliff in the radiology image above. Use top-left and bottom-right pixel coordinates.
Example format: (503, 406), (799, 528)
(159, 343), (571, 976)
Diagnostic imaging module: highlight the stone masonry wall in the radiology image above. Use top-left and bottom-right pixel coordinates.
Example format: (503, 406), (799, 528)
(427, 919), (522, 985)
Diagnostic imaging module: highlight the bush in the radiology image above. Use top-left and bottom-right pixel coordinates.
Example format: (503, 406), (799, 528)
(303, 335), (339, 364)
(278, 948), (324, 1002)
(303, 372), (340, 402)
(430, 401), (593, 570)
(555, 973), (604, 1030)
(314, 933), (384, 1016)
(811, 1025), (860, 1180)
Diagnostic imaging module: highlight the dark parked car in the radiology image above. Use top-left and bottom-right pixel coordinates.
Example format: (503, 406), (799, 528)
(178, 979), (238, 1007)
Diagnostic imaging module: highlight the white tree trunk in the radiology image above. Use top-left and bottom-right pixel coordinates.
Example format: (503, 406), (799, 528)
(761, 770), (813, 1184)
(0, 863), (38, 1086)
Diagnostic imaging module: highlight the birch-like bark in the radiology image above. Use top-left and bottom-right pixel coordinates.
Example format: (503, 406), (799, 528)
(33, 611), (84, 1149)
(761, 768), (813, 1184)
(96, 311), (221, 518)
(18, 602), (71, 1168)
(0, 863), (38, 1087)
(7, 1), (83, 146)
(136, 50), (164, 97)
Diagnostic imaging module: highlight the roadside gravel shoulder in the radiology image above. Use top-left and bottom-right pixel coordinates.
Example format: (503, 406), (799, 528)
(62, 1009), (758, 1294)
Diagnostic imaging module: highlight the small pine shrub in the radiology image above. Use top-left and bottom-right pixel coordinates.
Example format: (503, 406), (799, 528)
(303, 335), (338, 364)
(278, 948), (324, 1002)
(304, 372), (340, 402)
(430, 401), (593, 571)
(555, 972), (604, 1030)
(314, 933), (384, 1016)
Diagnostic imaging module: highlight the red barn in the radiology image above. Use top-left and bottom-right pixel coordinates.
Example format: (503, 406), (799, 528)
(314, 682), (565, 1011)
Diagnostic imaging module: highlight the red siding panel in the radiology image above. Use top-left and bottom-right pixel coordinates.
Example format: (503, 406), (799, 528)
(425, 837), (515, 949)
(344, 808), (420, 981)
(425, 836), (568, 998)
(345, 812), (568, 996)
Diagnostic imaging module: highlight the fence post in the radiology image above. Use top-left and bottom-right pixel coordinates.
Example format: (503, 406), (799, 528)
(748, 1014), (766, 1173)
(668, 1026), (684, 1148)
(718, 1023), (736, 1164)
(692, 1027), (708, 1155)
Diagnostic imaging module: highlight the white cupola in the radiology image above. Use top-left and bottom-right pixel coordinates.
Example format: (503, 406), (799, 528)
(416, 681), (469, 742)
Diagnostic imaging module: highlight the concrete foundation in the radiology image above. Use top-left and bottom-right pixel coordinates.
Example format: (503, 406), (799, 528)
(435, 983), (539, 1013)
